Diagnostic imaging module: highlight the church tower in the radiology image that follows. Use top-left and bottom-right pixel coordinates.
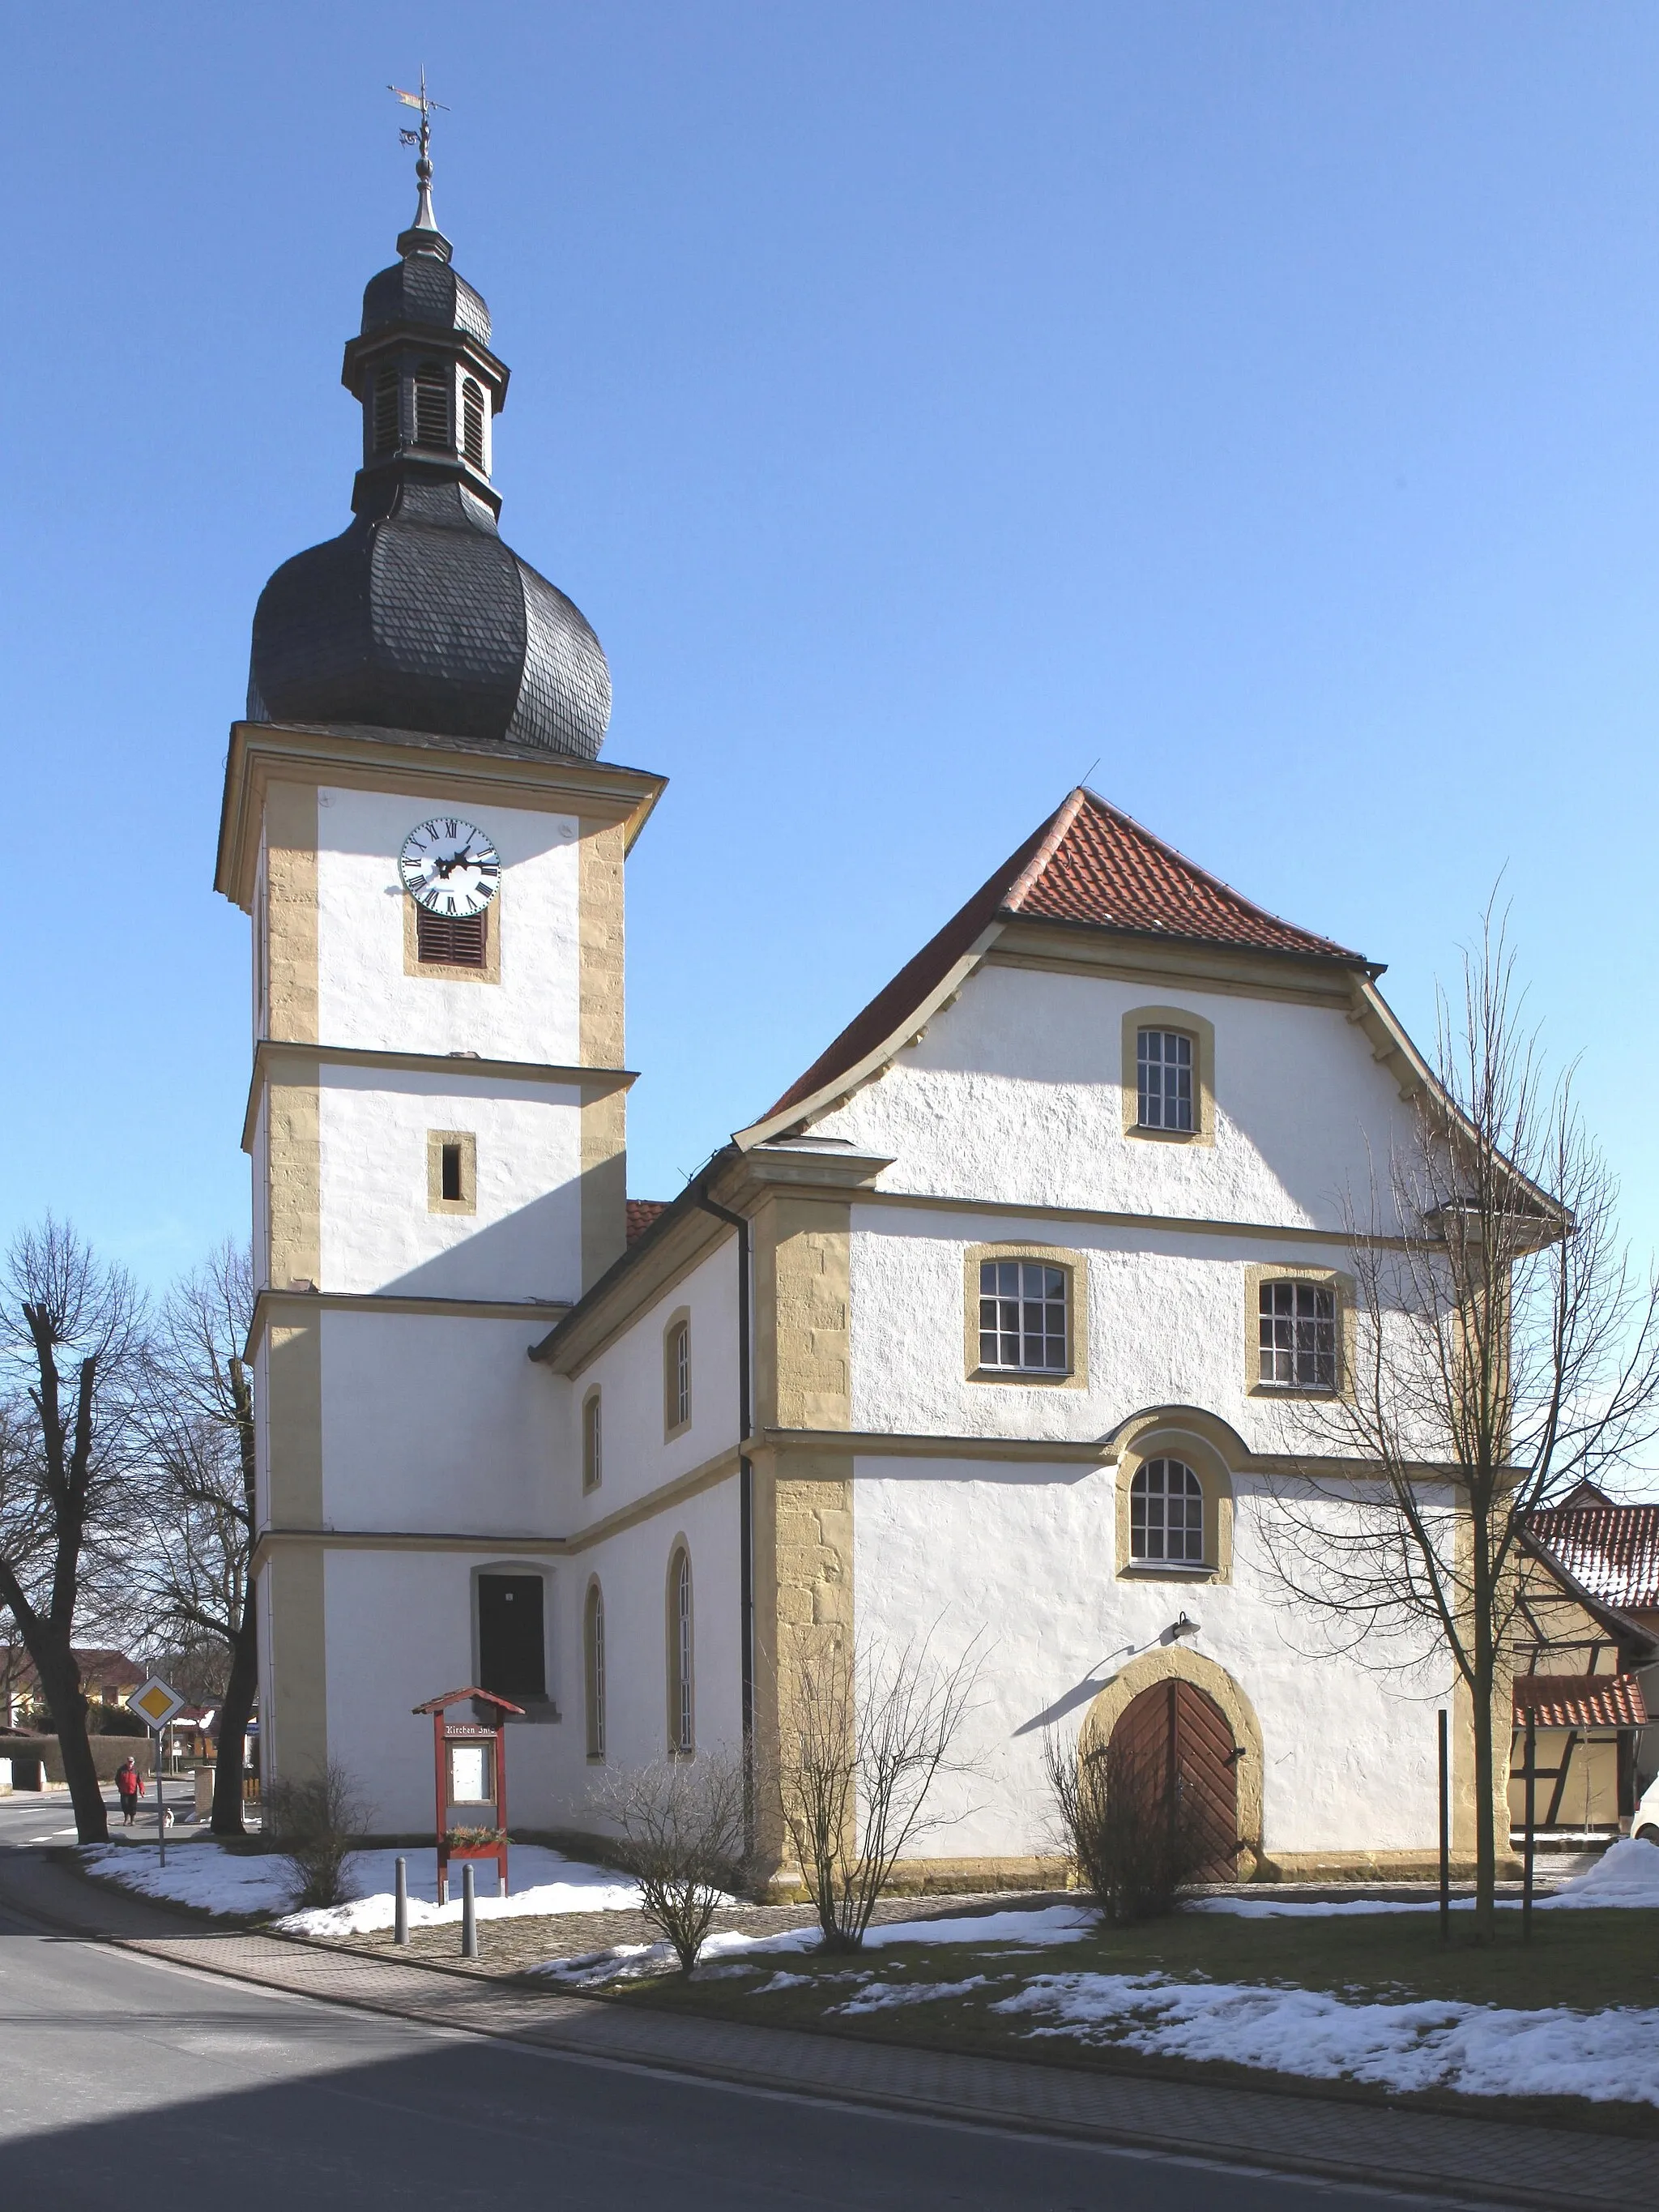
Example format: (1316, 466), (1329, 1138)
(215, 135), (662, 1820)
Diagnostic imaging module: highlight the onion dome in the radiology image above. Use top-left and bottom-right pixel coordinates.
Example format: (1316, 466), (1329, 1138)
(247, 166), (610, 758)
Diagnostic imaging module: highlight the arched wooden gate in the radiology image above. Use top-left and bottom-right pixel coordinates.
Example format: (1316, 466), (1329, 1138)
(1111, 1678), (1240, 1881)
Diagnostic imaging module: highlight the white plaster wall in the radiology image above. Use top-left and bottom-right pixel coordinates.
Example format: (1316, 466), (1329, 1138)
(317, 1065), (582, 1300)
(560, 1240), (741, 1522)
(322, 1547), (567, 1834)
(813, 965), (1419, 1235)
(313, 785), (582, 1064)
(852, 1459), (1448, 1860)
(553, 1477), (744, 1833)
(320, 1309), (559, 1538)
(848, 1208), (1412, 1458)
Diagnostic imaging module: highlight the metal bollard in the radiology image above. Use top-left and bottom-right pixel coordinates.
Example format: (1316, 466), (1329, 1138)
(394, 1855), (408, 1947)
(461, 1862), (479, 1959)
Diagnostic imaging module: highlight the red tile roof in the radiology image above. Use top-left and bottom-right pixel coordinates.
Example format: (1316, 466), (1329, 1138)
(761, 787), (1366, 1122)
(625, 1199), (670, 1245)
(1512, 1672), (1649, 1729)
(1529, 1503), (1659, 1616)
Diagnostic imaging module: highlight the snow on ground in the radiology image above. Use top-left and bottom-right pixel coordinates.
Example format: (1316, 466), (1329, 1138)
(833, 1975), (989, 2016)
(1192, 1837), (1659, 1919)
(527, 1902), (1093, 1980)
(83, 1839), (642, 1929)
(993, 1972), (1659, 2106)
(82, 1843), (296, 1916)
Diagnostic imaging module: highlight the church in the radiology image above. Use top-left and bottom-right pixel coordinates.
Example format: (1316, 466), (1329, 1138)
(217, 156), (1515, 1885)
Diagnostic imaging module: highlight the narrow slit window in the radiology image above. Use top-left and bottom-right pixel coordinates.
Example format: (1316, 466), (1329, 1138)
(668, 1548), (693, 1754)
(582, 1390), (603, 1493)
(440, 1143), (463, 1203)
(584, 1583), (605, 1759)
(977, 1261), (1068, 1373)
(372, 367), (399, 454)
(462, 378), (486, 468)
(416, 906), (487, 967)
(1259, 1281), (1337, 1390)
(1137, 1028), (1194, 1131)
(666, 1317), (690, 1431)
(414, 362), (450, 449)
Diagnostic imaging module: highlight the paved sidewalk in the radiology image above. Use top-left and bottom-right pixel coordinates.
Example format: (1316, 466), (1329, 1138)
(107, 1924), (1650, 2211)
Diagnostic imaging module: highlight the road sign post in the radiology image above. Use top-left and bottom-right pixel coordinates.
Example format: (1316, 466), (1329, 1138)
(127, 1678), (187, 1865)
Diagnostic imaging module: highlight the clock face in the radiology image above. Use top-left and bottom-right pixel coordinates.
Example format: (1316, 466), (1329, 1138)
(398, 818), (501, 916)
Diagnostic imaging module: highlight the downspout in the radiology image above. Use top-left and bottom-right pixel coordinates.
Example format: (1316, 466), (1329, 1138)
(695, 1194), (754, 1851)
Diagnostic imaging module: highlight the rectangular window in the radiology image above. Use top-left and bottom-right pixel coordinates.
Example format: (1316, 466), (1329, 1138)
(416, 906), (487, 967)
(1137, 1028), (1194, 1131)
(476, 1573), (546, 1702)
(978, 1261), (1068, 1373)
(1259, 1281), (1337, 1390)
(440, 1143), (463, 1203)
(665, 1317), (691, 1432)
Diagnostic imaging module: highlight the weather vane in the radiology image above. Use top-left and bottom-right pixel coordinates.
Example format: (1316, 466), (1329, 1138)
(389, 68), (449, 230)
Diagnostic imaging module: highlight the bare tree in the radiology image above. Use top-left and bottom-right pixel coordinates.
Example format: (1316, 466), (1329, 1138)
(591, 1754), (748, 1974)
(0, 1219), (146, 1843)
(1261, 911), (1659, 1936)
(134, 1243), (258, 1834)
(777, 1629), (983, 1952)
(1043, 1729), (1217, 1924)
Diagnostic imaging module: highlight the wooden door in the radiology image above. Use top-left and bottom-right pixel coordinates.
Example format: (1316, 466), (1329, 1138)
(1111, 1679), (1239, 1881)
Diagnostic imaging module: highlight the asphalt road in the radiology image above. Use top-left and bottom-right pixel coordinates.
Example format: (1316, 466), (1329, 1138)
(0, 1791), (1465, 2212)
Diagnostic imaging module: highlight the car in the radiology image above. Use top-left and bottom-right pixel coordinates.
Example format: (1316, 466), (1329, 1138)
(1636, 1770), (1659, 1845)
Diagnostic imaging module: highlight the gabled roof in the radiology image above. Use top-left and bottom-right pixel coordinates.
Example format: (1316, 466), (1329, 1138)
(754, 786), (1370, 1129)
(1529, 1502), (1659, 1617)
(1512, 1672), (1649, 1729)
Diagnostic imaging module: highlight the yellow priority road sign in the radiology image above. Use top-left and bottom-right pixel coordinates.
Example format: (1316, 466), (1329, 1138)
(128, 1678), (186, 1731)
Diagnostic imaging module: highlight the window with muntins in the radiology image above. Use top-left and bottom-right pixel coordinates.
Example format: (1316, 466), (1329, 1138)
(667, 1319), (690, 1430)
(668, 1548), (693, 1754)
(416, 906), (487, 967)
(462, 378), (486, 468)
(477, 1573), (545, 1702)
(1259, 1281), (1337, 1390)
(1137, 1028), (1194, 1131)
(584, 1583), (605, 1758)
(1130, 1458), (1205, 1563)
(582, 1390), (602, 1492)
(978, 1261), (1068, 1373)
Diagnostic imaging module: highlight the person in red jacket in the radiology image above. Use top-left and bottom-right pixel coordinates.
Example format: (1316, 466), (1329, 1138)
(115, 1756), (144, 1827)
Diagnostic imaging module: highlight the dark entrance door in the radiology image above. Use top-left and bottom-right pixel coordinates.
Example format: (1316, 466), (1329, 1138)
(477, 1574), (546, 1703)
(1111, 1679), (1239, 1881)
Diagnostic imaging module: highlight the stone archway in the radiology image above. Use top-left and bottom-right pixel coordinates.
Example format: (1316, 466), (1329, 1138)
(1081, 1646), (1265, 1877)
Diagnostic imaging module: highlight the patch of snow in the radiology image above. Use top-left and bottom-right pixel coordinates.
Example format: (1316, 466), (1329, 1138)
(1188, 1896), (1446, 1919)
(84, 1839), (644, 1930)
(81, 1843), (296, 1917)
(834, 1975), (990, 2015)
(522, 1902), (1087, 1980)
(993, 1973), (1659, 2107)
(1535, 1837), (1659, 1911)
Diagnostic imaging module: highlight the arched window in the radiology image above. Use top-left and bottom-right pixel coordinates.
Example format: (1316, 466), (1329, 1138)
(582, 1388), (603, 1493)
(372, 366), (399, 455)
(414, 362), (450, 449)
(584, 1582), (605, 1759)
(667, 1546), (693, 1754)
(664, 1314), (690, 1434)
(1130, 1458), (1205, 1564)
(462, 377), (486, 468)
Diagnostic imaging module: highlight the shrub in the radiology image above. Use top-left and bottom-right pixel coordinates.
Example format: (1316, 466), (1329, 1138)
(89, 1704), (151, 1737)
(1044, 1728), (1218, 1924)
(591, 1754), (747, 1975)
(263, 1762), (369, 1910)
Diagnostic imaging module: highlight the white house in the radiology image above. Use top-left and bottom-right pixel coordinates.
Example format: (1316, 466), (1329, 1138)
(219, 170), (1499, 1884)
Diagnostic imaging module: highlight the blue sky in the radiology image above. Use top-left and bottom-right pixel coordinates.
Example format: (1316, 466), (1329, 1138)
(5, 3), (1659, 1331)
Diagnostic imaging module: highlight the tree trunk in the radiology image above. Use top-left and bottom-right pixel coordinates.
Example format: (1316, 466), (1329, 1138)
(211, 1586), (258, 1836)
(1470, 1522), (1497, 1941)
(32, 1639), (108, 1844)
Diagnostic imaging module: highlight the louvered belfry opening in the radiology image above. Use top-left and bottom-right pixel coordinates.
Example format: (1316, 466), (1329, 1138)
(413, 362), (451, 449)
(462, 378), (486, 469)
(416, 906), (487, 967)
(372, 367), (400, 455)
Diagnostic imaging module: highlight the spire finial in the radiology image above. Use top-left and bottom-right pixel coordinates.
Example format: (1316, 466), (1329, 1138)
(390, 69), (450, 255)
